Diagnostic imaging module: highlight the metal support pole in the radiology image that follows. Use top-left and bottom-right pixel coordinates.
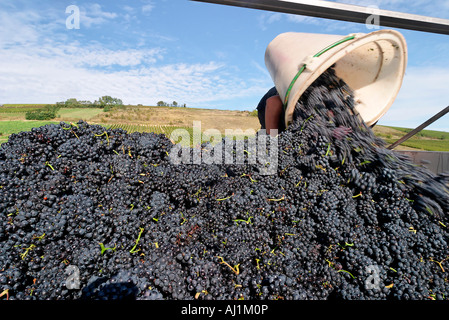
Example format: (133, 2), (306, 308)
(387, 106), (449, 150)
(191, 0), (449, 35)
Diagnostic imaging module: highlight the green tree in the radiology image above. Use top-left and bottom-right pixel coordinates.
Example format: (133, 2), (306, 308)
(25, 104), (60, 120)
(99, 96), (123, 107)
(98, 96), (124, 112)
(65, 98), (78, 108)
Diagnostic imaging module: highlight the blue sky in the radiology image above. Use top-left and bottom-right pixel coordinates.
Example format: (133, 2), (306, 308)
(1, 0), (449, 131)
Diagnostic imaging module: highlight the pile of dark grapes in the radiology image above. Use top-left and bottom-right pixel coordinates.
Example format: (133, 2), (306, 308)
(1, 68), (448, 300)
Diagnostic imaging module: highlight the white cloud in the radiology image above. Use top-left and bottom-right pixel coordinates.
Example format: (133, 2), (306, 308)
(66, 46), (165, 67)
(142, 4), (154, 14)
(0, 2), (270, 110)
(285, 13), (322, 25)
(262, 12), (323, 26)
(258, 9), (362, 33)
(258, 12), (281, 31)
(123, 5), (135, 13)
(251, 60), (271, 79)
(267, 13), (283, 24)
(0, 10), (42, 46)
(142, 1), (155, 15)
(0, 28), (267, 108)
(378, 66), (449, 131)
(0, 45), (267, 107)
(81, 3), (118, 28)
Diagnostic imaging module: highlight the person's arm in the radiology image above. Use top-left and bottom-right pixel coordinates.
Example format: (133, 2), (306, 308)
(264, 95), (283, 136)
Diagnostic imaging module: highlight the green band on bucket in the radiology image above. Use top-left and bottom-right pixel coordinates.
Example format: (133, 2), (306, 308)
(283, 35), (356, 111)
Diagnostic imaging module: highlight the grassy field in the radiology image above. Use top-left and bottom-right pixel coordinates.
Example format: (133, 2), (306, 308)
(372, 126), (449, 151)
(0, 120), (60, 144)
(0, 105), (103, 121)
(1, 104), (48, 110)
(56, 108), (104, 121)
(1, 104), (449, 151)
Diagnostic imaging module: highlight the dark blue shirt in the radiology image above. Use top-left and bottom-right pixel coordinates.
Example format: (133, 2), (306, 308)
(256, 87), (286, 132)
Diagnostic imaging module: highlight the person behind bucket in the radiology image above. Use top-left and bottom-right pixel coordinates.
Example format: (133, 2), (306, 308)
(256, 82), (363, 139)
(256, 86), (286, 136)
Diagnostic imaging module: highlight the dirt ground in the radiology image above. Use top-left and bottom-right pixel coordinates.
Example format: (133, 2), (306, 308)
(91, 106), (262, 132)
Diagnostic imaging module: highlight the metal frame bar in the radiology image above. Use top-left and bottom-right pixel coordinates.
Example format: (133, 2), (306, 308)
(387, 106), (449, 150)
(191, 0), (449, 35)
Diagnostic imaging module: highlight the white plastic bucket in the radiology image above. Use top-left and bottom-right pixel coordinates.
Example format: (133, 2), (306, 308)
(264, 30), (408, 127)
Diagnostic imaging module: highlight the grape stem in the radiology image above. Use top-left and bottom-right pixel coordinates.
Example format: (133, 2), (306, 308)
(99, 243), (116, 255)
(0, 289), (9, 300)
(338, 269), (355, 279)
(94, 131), (110, 146)
(45, 161), (55, 171)
(20, 244), (36, 260)
(267, 195), (285, 202)
(429, 256), (448, 273)
(216, 256), (240, 275)
(216, 194), (234, 201)
(129, 227), (144, 253)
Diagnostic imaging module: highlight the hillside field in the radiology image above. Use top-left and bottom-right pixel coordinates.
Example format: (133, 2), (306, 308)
(1, 104), (448, 151)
